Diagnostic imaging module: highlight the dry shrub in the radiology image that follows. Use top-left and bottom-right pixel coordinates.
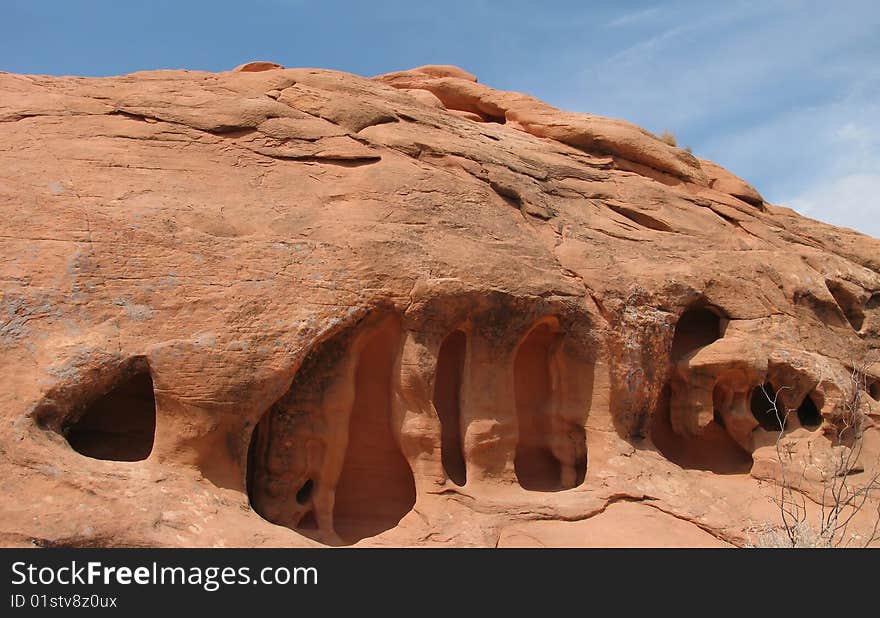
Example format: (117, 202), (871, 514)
(753, 361), (880, 548)
(657, 130), (678, 147)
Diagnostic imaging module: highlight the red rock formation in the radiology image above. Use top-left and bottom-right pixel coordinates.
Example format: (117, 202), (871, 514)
(1, 63), (878, 547)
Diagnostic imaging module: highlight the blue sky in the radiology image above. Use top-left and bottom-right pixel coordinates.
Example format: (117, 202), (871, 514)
(3, 0), (878, 237)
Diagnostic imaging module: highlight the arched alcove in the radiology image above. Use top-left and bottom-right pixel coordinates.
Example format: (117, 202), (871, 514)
(513, 322), (563, 491)
(333, 321), (416, 543)
(652, 302), (749, 473)
(671, 306), (722, 362)
(246, 315), (416, 545)
(433, 329), (468, 486)
(65, 370), (156, 461)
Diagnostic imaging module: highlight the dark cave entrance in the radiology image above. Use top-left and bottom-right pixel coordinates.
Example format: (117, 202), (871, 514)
(66, 371), (156, 461)
(750, 383), (785, 431)
(869, 381), (879, 402)
(796, 394), (822, 428)
(433, 330), (468, 486)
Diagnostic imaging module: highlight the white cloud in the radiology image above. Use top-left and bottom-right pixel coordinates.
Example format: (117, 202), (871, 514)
(780, 115), (880, 237)
(788, 173), (880, 237)
(475, 2), (880, 238)
(729, 81), (880, 237)
(605, 7), (661, 29)
(550, 2), (880, 238)
(692, 96), (880, 238)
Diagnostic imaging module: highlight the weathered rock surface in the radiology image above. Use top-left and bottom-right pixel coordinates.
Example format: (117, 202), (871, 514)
(1, 63), (879, 548)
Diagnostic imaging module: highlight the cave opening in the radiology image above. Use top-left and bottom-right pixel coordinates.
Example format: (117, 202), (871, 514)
(245, 317), (417, 545)
(65, 371), (156, 461)
(671, 306), (722, 362)
(651, 303), (750, 473)
(296, 479), (314, 505)
(433, 330), (468, 486)
(750, 383), (785, 431)
(333, 322), (416, 544)
(513, 322), (563, 491)
(869, 381), (880, 402)
(796, 394), (822, 428)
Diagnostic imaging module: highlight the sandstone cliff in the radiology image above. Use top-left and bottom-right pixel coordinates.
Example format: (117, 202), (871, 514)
(1, 62), (878, 547)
